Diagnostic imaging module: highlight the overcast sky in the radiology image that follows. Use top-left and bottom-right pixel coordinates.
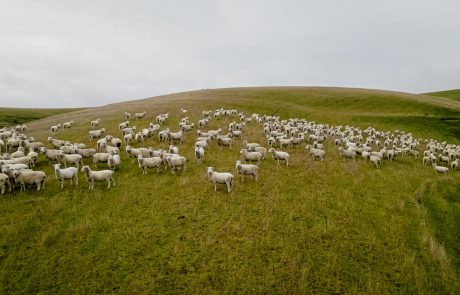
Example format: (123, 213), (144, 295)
(1, 0), (459, 108)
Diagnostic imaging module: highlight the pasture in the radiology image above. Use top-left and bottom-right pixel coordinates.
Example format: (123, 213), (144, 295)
(1, 87), (459, 293)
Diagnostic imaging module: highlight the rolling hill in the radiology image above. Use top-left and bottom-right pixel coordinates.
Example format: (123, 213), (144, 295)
(425, 89), (460, 102)
(1, 87), (459, 293)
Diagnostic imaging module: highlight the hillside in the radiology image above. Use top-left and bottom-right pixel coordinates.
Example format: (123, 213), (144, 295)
(426, 89), (460, 102)
(0, 107), (82, 127)
(1, 87), (459, 293)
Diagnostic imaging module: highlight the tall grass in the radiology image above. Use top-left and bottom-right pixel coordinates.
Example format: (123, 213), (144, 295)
(1, 87), (459, 293)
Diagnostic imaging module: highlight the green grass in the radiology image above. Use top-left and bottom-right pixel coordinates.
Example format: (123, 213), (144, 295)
(1, 87), (459, 293)
(425, 89), (460, 102)
(0, 107), (82, 127)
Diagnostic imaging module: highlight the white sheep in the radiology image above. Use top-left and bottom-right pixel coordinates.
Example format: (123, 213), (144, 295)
(108, 152), (121, 171)
(432, 163), (449, 175)
(137, 155), (162, 174)
(169, 145), (179, 154)
(119, 121), (129, 130)
(92, 152), (111, 166)
(240, 149), (263, 165)
(207, 167), (233, 193)
(135, 132), (144, 146)
(135, 111), (146, 119)
(305, 145), (326, 161)
(124, 112), (131, 119)
(451, 159), (458, 171)
(63, 120), (73, 130)
(268, 148), (290, 166)
(166, 155), (187, 174)
(81, 165), (115, 190)
(58, 153), (83, 169)
(91, 118), (102, 129)
(169, 130), (183, 144)
(243, 140), (260, 149)
(217, 136), (232, 149)
(369, 155), (381, 169)
(54, 164), (78, 189)
(338, 147), (356, 161)
(89, 128), (105, 141)
(194, 146), (205, 164)
(0, 172), (10, 194)
(235, 160), (258, 182)
(77, 148), (96, 158)
(13, 169), (46, 191)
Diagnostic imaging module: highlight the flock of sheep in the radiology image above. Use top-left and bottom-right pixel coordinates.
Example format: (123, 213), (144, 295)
(0, 107), (458, 194)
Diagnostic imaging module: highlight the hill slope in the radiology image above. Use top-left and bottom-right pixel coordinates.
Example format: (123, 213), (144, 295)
(1, 87), (459, 293)
(425, 89), (460, 102)
(0, 107), (82, 126)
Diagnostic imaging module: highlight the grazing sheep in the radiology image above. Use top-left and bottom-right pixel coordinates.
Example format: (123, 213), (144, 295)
(235, 160), (258, 182)
(124, 112), (131, 119)
(159, 128), (170, 142)
(125, 146), (152, 161)
(195, 140), (209, 150)
(40, 147), (64, 165)
(240, 149), (263, 165)
(10, 148), (25, 158)
(217, 136), (232, 149)
(0, 173), (10, 194)
(137, 155), (162, 174)
(77, 148), (96, 158)
(207, 167), (233, 193)
(108, 152), (121, 171)
(338, 147), (356, 161)
(438, 154), (450, 164)
(451, 159), (458, 171)
(119, 121), (129, 130)
(169, 130), (183, 144)
(58, 153), (83, 169)
(63, 121), (73, 130)
(306, 145), (326, 161)
(268, 148), (290, 166)
(432, 163), (449, 175)
(48, 137), (66, 149)
(81, 165), (115, 190)
(13, 170), (46, 191)
(54, 164), (78, 189)
(194, 146), (205, 164)
(278, 137), (293, 149)
(243, 140), (260, 149)
(50, 124), (61, 135)
(135, 111), (146, 119)
(407, 150), (419, 159)
(169, 145), (179, 154)
(248, 146), (267, 160)
(123, 133), (133, 146)
(59, 145), (77, 154)
(0, 156), (33, 168)
(166, 155), (187, 174)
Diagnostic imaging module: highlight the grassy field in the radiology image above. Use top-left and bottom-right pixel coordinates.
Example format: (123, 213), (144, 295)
(1, 87), (459, 293)
(0, 107), (82, 127)
(426, 89), (460, 102)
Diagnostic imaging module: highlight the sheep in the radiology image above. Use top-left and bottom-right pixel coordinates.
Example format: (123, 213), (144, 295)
(122, 126), (137, 136)
(50, 124), (60, 135)
(124, 112), (131, 119)
(438, 154), (450, 164)
(166, 155), (187, 174)
(207, 167), (233, 193)
(108, 152), (121, 171)
(13, 170), (46, 191)
(422, 156), (432, 166)
(92, 152), (111, 166)
(81, 165), (115, 190)
(10, 148), (25, 158)
(0, 173), (10, 194)
(0, 156), (33, 168)
(268, 148), (290, 166)
(62, 120), (73, 130)
(195, 140), (209, 150)
(278, 137), (293, 149)
(217, 136), (232, 149)
(48, 137), (66, 149)
(248, 146), (267, 160)
(89, 128), (105, 141)
(169, 130), (183, 144)
(40, 147), (64, 165)
(135, 111), (146, 119)
(240, 149), (263, 165)
(369, 155), (381, 169)
(169, 145), (179, 154)
(54, 164), (78, 189)
(432, 163), (449, 175)
(119, 120), (129, 130)
(123, 133), (133, 146)
(305, 145), (326, 161)
(194, 146), (205, 164)
(91, 118), (102, 129)
(243, 140), (260, 149)
(110, 137), (122, 147)
(125, 146), (152, 161)
(158, 128), (170, 142)
(60, 145), (77, 154)
(77, 148), (96, 158)
(235, 160), (258, 182)
(137, 155), (162, 174)
(21, 139), (45, 152)
(58, 153), (83, 169)
(27, 151), (39, 167)
(338, 147), (356, 161)
(451, 159), (458, 171)
(407, 150), (419, 159)
(134, 132), (144, 146)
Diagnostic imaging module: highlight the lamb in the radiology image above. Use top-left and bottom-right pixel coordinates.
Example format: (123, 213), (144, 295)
(54, 164), (78, 189)
(92, 152), (111, 166)
(81, 165), (115, 190)
(240, 149), (264, 165)
(305, 145), (326, 161)
(432, 163), (449, 175)
(58, 153), (83, 169)
(207, 167), (233, 193)
(166, 155), (187, 174)
(13, 169), (46, 191)
(268, 148), (290, 166)
(0, 173), (10, 194)
(108, 152), (121, 171)
(451, 159), (458, 171)
(137, 155), (162, 174)
(91, 118), (102, 129)
(89, 128), (105, 141)
(235, 160), (258, 182)
(338, 147), (356, 161)
(194, 146), (205, 164)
